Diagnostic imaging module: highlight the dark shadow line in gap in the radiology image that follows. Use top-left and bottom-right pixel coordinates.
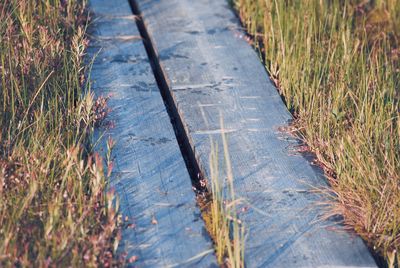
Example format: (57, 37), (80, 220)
(127, 0), (209, 194)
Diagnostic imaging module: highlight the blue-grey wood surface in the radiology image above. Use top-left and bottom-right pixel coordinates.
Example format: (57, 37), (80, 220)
(134, 0), (378, 267)
(88, 0), (218, 267)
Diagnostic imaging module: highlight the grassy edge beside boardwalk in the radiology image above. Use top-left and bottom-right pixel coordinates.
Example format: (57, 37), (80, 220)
(235, 0), (399, 266)
(0, 1), (121, 266)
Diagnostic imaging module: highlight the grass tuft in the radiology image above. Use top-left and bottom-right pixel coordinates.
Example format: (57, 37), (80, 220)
(199, 115), (245, 268)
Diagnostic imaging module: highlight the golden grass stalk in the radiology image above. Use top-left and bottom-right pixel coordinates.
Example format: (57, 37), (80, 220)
(202, 114), (245, 267)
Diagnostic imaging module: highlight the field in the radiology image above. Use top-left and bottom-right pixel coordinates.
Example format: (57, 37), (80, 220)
(0, 0), (121, 266)
(2, 0), (399, 266)
(235, 0), (400, 265)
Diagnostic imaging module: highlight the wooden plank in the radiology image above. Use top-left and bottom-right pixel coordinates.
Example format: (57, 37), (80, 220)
(133, 0), (378, 267)
(87, 0), (218, 267)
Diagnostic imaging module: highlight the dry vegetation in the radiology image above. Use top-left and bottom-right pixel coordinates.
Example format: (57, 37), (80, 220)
(235, 0), (400, 266)
(0, 0), (121, 266)
(199, 116), (245, 268)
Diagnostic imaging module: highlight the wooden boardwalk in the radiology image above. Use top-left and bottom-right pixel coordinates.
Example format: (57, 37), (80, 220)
(132, 0), (378, 267)
(88, 0), (218, 267)
(87, 0), (379, 266)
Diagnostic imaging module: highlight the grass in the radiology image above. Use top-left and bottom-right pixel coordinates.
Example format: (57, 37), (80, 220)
(234, 0), (400, 266)
(198, 114), (245, 268)
(0, 0), (121, 266)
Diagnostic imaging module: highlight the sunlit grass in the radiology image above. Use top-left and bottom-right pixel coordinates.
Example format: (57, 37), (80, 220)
(0, 0), (121, 266)
(199, 115), (245, 268)
(235, 0), (399, 266)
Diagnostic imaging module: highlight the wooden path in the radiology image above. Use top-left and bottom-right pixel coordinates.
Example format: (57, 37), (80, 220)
(88, 0), (378, 266)
(131, 0), (378, 267)
(88, 0), (217, 267)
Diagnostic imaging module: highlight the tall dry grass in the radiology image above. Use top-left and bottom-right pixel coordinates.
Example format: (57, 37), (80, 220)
(199, 115), (245, 268)
(235, 0), (400, 266)
(0, 0), (121, 266)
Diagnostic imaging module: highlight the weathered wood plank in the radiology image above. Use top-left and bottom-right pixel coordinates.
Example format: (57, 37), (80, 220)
(87, 0), (218, 267)
(133, 0), (377, 267)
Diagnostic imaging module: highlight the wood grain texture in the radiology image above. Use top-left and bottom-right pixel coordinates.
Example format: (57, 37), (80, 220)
(88, 0), (218, 267)
(134, 0), (378, 267)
